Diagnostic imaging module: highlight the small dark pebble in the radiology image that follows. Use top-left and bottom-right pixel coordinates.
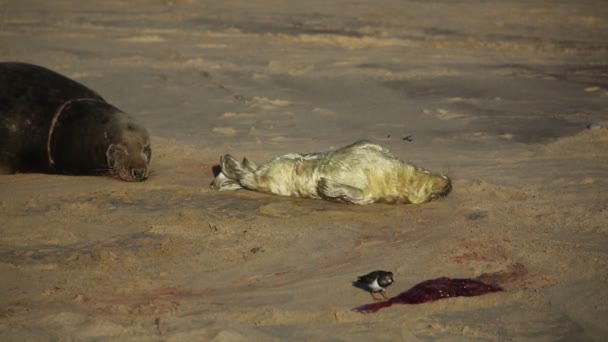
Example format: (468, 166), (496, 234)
(465, 211), (488, 220)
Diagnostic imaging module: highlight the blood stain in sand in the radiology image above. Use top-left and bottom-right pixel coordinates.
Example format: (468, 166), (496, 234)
(354, 277), (503, 313)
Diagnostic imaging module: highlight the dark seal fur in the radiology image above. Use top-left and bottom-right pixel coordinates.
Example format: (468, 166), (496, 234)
(0, 62), (151, 181)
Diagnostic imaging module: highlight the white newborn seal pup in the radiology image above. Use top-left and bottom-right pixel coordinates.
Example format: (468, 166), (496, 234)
(211, 140), (451, 205)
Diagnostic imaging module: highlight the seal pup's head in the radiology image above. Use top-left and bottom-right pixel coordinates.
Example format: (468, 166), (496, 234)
(403, 168), (451, 204)
(105, 119), (151, 182)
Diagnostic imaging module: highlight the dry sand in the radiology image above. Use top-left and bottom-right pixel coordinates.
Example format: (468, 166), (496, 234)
(1, 0), (607, 340)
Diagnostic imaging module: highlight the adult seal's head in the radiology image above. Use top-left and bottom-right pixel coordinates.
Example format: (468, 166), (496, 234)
(47, 98), (152, 182)
(0, 62), (152, 181)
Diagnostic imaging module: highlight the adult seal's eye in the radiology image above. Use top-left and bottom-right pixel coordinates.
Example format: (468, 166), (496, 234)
(143, 145), (152, 162)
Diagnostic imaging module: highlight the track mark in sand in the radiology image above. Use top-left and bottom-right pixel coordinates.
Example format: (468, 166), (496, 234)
(353, 234), (395, 250)
(268, 135), (307, 142)
(312, 107), (336, 116)
(266, 59), (315, 76)
(73, 287), (188, 316)
(198, 70), (250, 104)
(584, 86), (608, 96)
(579, 177), (595, 185)
(221, 112), (256, 119)
(69, 71), (103, 79)
(198, 72), (292, 113)
(0, 232), (163, 267)
(121, 35), (166, 43)
(212, 127), (238, 136)
(446, 239), (510, 265)
(271, 33), (413, 49)
(446, 97), (479, 104)
(196, 43), (228, 49)
(452, 131), (514, 142)
(584, 86), (602, 93)
(426, 108), (473, 121)
(247, 96), (291, 110)
(443, 239), (556, 289)
(173, 162), (216, 176)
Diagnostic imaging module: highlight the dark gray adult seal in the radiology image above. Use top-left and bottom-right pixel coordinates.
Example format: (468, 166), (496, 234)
(0, 62), (151, 181)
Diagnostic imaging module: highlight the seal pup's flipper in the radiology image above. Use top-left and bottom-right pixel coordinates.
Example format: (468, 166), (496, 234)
(242, 157), (257, 171)
(210, 172), (243, 191)
(317, 177), (365, 204)
(220, 154), (257, 189)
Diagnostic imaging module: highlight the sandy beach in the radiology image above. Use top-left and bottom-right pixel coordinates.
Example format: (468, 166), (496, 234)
(1, 0), (607, 340)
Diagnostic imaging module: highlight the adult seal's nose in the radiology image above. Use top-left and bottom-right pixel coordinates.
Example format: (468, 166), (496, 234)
(131, 168), (146, 181)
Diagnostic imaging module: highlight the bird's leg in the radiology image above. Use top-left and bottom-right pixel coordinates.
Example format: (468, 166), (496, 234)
(370, 292), (382, 301)
(381, 290), (388, 299)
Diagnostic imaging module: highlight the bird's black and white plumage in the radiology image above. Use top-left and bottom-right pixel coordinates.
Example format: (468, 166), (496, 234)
(354, 270), (394, 300)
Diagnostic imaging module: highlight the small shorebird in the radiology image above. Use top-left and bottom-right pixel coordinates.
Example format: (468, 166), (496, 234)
(354, 270), (394, 300)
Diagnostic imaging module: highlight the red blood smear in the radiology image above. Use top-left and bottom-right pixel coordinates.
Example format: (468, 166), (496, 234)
(354, 277), (503, 313)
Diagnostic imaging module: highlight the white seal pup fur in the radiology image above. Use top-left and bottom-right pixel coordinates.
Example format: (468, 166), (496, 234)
(211, 140), (451, 205)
